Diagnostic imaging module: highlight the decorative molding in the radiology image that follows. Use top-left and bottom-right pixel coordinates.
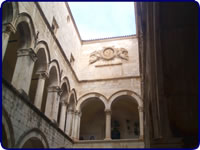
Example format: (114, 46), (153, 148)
(60, 99), (67, 106)
(95, 63), (122, 68)
(47, 86), (62, 94)
(17, 48), (37, 62)
(104, 109), (112, 114)
(89, 47), (129, 64)
(36, 71), (49, 79)
(3, 23), (16, 34)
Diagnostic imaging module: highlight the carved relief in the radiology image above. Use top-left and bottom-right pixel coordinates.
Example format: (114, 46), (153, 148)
(116, 48), (129, 60)
(89, 47), (128, 64)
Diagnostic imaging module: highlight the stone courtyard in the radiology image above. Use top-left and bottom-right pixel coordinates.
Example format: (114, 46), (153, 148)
(2, 2), (144, 148)
(2, 2), (198, 148)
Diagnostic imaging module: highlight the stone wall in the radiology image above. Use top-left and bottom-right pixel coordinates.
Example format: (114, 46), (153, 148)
(2, 2), (143, 147)
(2, 79), (73, 148)
(77, 36), (140, 80)
(15, 2), (141, 99)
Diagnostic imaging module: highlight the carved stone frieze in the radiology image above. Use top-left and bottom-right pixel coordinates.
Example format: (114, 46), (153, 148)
(89, 47), (129, 64)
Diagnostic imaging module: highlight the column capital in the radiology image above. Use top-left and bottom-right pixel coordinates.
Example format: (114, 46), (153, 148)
(67, 108), (74, 113)
(74, 110), (82, 116)
(104, 109), (112, 114)
(48, 86), (62, 93)
(17, 48), (37, 62)
(60, 100), (67, 106)
(138, 106), (143, 112)
(36, 71), (49, 79)
(3, 23), (16, 34)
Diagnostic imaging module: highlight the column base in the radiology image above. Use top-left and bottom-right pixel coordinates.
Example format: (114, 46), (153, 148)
(73, 138), (79, 142)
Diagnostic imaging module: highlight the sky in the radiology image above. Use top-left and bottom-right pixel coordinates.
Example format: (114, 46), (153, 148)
(68, 2), (136, 40)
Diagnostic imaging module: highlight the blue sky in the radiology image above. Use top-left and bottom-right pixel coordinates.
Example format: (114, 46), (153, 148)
(68, 2), (136, 40)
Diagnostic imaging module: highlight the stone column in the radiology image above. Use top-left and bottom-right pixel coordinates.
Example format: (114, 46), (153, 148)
(2, 23), (16, 61)
(76, 112), (82, 140)
(138, 106), (144, 139)
(59, 100), (67, 131)
(65, 109), (74, 136)
(11, 48), (37, 94)
(71, 112), (76, 139)
(72, 111), (82, 140)
(104, 109), (111, 140)
(53, 88), (62, 123)
(45, 86), (61, 122)
(34, 71), (48, 110)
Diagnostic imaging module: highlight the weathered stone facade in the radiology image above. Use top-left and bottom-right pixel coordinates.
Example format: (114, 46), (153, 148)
(2, 2), (143, 148)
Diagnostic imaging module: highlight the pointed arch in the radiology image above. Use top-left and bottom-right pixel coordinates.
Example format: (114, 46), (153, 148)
(76, 92), (108, 111)
(108, 90), (143, 110)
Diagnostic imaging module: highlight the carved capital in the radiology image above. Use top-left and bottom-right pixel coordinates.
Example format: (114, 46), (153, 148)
(17, 48), (37, 62)
(60, 100), (67, 106)
(67, 108), (74, 113)
(48, 86), (62, 94)
(3, 23), (16, 34)
(104, 109), (112, 115)
(36, 71), (48, 79)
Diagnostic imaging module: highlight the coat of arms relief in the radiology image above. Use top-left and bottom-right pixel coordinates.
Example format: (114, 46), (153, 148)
(89, 47), (129, 64)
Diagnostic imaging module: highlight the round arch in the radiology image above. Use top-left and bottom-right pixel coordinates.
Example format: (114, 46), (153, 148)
(16, 128), (49, 148)
(2, 107), (15, 148)
(108, 90), (143, 110)
(14, 12), (36, 49)
(60, 76), (70, 93)
(2, 2), (19, 25)
(35, 41), (51, 65)
(76, 92), (108, 112)
(48, 60), (61, 86)
(29, 42), (50, 104)
(68, 88), (77, 105)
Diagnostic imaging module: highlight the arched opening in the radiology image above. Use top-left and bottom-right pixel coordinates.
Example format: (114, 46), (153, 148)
(65, 93), (76, 136)
(29, 48), (47, 104)
(41, 66), (58, 113)
(68, 94), (75, 111)
(2, 2), (13, 24)
(111, 95), (139, 139)
(2, 21), (31, 83)
(2, 124), (8, 148)
(21, 137), (44, 148)
(80, 98), (105, 140)
(57, 83), (68, 126)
